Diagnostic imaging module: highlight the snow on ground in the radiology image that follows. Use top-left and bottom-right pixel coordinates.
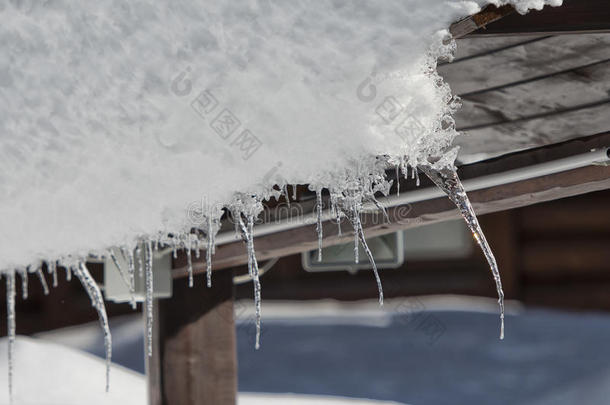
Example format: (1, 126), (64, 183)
(28, 297), (610, 405)
(0, 0), (561, 271)
(0, 336), (405, 405)
(0, 337), (145, 405)
(239, 393), (406, 405)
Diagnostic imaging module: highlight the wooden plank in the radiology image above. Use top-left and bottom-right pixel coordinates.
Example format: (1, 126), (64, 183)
(439, 33), (610, 95)
(455, 59), (610, 128)
(450, 4), (515, 39)
(520, 191), (610, 234)
(524, 281), (610, 311)
(235, 256), (494, 301)
(149, 271), (237, 405)
(456, 102), (610, 163)
(173, 132), (610, 276)
(468, 0), (610, 36)
(448, 35), (550, 63)
(523, 240), (610, 276)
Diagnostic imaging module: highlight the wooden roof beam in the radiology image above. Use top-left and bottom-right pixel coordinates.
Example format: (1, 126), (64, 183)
(463, 0), (610, 37)
(173, 132), (610, 277)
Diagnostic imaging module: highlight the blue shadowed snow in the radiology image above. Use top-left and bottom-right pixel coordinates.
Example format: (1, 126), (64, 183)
(236, 309), (610, 405)
(46, 305), (610, 405)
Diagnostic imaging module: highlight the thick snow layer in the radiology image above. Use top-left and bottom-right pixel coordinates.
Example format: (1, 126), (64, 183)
(0, 0), (560, 269)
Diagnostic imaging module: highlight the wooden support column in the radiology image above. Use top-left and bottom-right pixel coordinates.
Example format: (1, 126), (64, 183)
(148, 270), (237, 405)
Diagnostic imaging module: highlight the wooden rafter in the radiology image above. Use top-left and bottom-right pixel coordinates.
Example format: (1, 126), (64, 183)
(173, 132), (610, 277)
(464, 0), (610, 37)
(450, 4), (516, 39)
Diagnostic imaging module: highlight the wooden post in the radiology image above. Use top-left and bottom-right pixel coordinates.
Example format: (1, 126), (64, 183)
(148, 270), (237, 405)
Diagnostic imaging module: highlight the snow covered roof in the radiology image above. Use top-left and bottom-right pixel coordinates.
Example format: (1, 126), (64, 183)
(0, 0), (562, 272)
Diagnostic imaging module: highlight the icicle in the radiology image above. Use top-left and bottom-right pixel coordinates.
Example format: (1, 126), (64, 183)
(331, 194), (342, 236)
(65, 266), (72, 281)
(206, 215), (214, 288)
(135, 245), (143, 277)
(282, 184), (290, 207)
(195, 237), (201, 259)
(35, 268), (49, 295)
(121, 247), (137, 310)
(172, 238), (178, 259)
(395, 166), (400, 197)
(315, 189), (323, 262)
(6, 270), (16, 403)
(18, 269), (27, 300)
(233, 210), (240, 238)
(414, 167), (420, 187)
(421, 165), (505, 339)
(292, 184), (298, 200)
(354, 231), (359, 264)
(109, 250), (132, 294)
(238, 215), (262, 349)
(73, 262), (112, 392)
(144, 240), (154, 356)
(353, 214), (384, 306)
(244, 217), (253, 276)
(49, 261), (58, 288)
(372, 196), (390, 224)
(186, 236), (193, 288)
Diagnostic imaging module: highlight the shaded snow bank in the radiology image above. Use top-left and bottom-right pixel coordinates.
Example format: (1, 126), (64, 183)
(0, 337), (406, 405)
(0, 337), (145, 405)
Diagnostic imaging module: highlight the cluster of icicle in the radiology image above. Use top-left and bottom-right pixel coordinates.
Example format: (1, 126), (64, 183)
(1, 156), (506, 403)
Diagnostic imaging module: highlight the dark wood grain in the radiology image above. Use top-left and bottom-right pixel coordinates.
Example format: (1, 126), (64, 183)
(440, 34), (610, 95)
(149, 271), (237, 405)
(173, 132), (610, 277)
(468, 0), (610, 36)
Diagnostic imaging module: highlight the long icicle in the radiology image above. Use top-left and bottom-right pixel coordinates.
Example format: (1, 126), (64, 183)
(186, 236), (193, 288)
(206, 214), (214, 288)
(109, 250), (132, 294)
(18, 269), (27, 300)
(73, 262), (112, 391)
(136, 245), (143, 278)
(120, 247), (137, 310)
(353, 214), (384, 306)
(6, 271), (16, 403)
(354, 230), (359, 264)
(144, 240), (154, 357)
(421, 165), (505, 339)
(316, 189), (323, 262)
(239, 215), (262, 349)
(395, 165), (401, 197)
